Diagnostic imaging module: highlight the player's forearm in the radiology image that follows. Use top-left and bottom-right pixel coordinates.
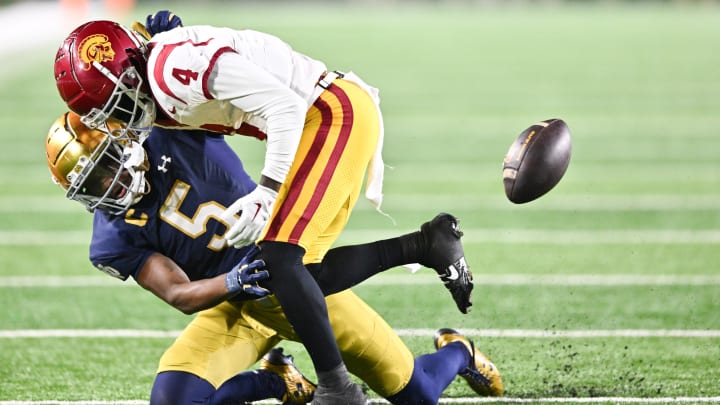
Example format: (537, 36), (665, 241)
(161, 277), (232, 315)
(136, 253), (234, 315)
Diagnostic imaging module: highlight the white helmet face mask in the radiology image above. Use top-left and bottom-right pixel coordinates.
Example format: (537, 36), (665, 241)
(82, 65), (156, 143)
(65, 132), (149, 215)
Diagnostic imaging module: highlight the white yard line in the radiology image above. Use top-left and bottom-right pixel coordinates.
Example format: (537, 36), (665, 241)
(3, 229), (720, 246)
(353, 194), (720, 212)
(395, 329), (720, 338)
(2, 274), (720, 287)
(0, 276), (128, 287)
(425, 399), (720, 404)
(341, 229), (720, 245)
(4, 194), (720, 212)
(3, 399), (720, 405)
(1, 329), (719, 339)
(361, 274), (720, 287)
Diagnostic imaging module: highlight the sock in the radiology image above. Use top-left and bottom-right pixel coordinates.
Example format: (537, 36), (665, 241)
(385, 342), (469, 404)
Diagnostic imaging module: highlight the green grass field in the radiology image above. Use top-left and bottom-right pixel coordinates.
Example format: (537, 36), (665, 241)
(1, 1), (719, 404)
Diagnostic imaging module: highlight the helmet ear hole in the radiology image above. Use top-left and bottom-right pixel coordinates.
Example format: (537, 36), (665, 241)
(125, 47), (148, 82)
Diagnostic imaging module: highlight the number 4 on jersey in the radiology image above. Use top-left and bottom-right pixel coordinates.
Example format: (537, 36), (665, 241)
(172, 68), (198, 85)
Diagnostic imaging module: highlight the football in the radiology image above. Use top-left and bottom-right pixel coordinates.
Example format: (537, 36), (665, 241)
(503, 118), (572, 204)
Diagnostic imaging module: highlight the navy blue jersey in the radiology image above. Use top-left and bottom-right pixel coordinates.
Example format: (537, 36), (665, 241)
(90, 128), (257, 281)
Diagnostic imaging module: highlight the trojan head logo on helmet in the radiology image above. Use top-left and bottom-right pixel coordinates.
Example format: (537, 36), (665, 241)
(78, 34), (116, 70)
(46, 111), (150, 215)
(54, 20), (156, 140)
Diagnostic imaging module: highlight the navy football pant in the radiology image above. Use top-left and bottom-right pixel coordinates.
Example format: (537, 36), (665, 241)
(149, 369), (284, 405)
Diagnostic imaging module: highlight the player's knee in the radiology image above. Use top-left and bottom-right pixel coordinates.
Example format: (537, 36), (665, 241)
(259, 241), (327, 307)
(150, 371), (214, 405)
(259, 241), (307, 286)
(259, 241), (304, 272)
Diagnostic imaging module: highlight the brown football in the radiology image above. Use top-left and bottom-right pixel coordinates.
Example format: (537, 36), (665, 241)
(503, 118), (572, 204)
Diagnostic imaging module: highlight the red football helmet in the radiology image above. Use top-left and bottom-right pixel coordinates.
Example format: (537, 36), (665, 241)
(54, 20), (156, 140)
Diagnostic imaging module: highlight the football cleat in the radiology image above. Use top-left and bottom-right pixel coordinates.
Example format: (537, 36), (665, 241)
(260, 347), (316, 404)
(434, 328), (504, 397)
(419, 213), (474, 314)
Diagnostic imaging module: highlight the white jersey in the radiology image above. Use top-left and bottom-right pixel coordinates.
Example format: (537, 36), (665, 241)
(146, 25), (328, 183)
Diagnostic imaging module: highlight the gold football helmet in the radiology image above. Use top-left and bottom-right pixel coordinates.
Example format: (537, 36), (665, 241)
(46, 111), (149, 214)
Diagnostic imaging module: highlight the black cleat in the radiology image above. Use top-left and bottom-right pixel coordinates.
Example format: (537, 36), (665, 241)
(419, 213), (474, 314)
(260, 347), (316, 404)
(434, 328), (504, 396)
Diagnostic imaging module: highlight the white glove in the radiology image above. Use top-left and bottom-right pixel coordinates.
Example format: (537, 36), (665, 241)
(221, 185), (278, 248)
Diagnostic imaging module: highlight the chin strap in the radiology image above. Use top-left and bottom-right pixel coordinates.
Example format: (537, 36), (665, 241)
(118, 141), (150, 208)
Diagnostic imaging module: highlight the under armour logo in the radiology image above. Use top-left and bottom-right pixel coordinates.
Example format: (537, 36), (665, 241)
(158, 155), (172, 173)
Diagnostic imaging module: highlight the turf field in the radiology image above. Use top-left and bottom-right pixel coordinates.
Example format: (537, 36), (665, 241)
(1, 1), (719, 404)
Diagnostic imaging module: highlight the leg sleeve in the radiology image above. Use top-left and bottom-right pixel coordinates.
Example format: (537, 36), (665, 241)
(260, 240), (343, 373)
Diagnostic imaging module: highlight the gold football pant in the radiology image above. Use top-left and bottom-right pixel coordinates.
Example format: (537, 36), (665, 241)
(260, 78), (381, 263)
(157, 290), (414, 398)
